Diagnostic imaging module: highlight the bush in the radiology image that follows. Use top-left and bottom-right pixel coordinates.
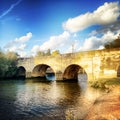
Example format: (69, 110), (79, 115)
(0, 51), (18, 79)
(89, 80), (106, 89)
(89, 78), (120, 89)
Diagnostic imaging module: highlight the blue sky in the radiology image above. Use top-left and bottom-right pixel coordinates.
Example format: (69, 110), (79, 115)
(0, 0), (120, 57)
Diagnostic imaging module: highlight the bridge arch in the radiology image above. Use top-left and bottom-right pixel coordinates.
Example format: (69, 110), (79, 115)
(117, 65), (120, 77)
(17, 66), (26, 78)
(32, 64), (55, 80)
(63, 64), (87, 81)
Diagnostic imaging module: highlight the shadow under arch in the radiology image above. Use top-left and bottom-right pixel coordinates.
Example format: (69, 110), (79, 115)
(63, 64), (87, 81)
(117, 66), (120, 77)
(17, 66), (26, 78)
(32, 64), (55, 80)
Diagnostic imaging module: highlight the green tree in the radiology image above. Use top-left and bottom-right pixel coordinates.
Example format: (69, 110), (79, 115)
(6, 51), (18, 60)
(51, 50), (60, 56)
(45, 49), (51, 56)
(36, 49), (51, 57)
(0, 51), (18, 79)
(0, 54), (6, 77)
(36, 51), (45, 57)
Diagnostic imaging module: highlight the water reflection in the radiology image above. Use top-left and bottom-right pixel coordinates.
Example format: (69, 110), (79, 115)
(0, 76), (104, 120)
(15, 80), (81, 115)
(46, 73), (55, 81)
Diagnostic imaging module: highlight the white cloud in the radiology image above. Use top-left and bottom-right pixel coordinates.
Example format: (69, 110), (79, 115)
(31, 45), (41, 55)
(18, 51), (27, 57)
(79, 31), (119, 51)
(89, 30), (98, 36)
(5, 32), (32, 49)
(31, 31), (71, 55)
(63, 2), (120, 32)
(8, 44), (26, 52)
(98, 45), (105, 50)
(8, 46), (17, 52)
(4, 32), (32, 57)
(18, 44), (26, 50)
(73, 33), (77, 37)
(14, 32), (32, 43)
(65, 40), (80, 53)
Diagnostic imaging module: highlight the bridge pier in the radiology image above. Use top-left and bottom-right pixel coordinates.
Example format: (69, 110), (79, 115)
(86, 73), (94, 81)
(55, 71), (63, 81)
(26, 72), (32, 78)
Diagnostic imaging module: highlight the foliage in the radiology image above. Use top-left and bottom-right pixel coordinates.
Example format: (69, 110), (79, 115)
(36, 51), (45, 56)
(89, 78), (120, 89)
(46, 49), (51, 56)
(89, 80), (106, 89)
(104, 34), (120, 49)
(0, 51), (18, 79)
(104, 78), (120, 85)
(36, 49), (60, 57)
(36, 49), (51, 57)
(51, 50), (60, 56)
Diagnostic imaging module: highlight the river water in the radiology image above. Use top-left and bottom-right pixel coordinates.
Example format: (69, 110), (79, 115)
(0, 74), (104, 120)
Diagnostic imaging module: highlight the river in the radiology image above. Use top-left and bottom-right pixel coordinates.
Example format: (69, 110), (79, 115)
(0, 74), (104, 120)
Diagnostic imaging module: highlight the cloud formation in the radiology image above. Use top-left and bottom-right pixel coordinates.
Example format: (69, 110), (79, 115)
(63, 2), (120, 32)
(14, 32), (32, 43)
(0, 0), (22, 19)
(79, 30), (120, 51)
(31, 31), (71, 55)
(89, 20), (120, 36)
(4, 32), (32, 57)
(3, 1), (120, 57)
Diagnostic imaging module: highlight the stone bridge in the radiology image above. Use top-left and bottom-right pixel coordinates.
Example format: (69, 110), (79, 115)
(17, 48), (120, 81)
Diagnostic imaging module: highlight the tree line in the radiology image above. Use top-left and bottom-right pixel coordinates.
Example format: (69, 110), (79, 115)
(35, 49), (60, 57)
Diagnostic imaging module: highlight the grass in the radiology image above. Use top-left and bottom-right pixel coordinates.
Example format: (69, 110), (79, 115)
(89, 78), (120, 89)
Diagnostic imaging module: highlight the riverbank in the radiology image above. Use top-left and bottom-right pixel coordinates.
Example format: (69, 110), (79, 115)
(89, 78), (120, 90)
(84, 85), (120, 120)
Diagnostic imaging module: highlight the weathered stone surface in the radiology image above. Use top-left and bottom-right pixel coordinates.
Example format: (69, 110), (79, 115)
(17, 48), (120, 81)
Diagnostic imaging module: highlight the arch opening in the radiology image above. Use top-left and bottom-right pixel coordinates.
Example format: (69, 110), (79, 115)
(117, 66), (120, 77)
(32, 64), (55, 81)
(63, 64), (87, 81)
(17, 66), (26, 78)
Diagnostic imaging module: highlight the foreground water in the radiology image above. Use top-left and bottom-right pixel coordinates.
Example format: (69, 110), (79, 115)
(0, 75), (104, 120)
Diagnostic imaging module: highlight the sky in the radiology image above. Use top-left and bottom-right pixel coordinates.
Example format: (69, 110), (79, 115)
(0, 0), (120, 57)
